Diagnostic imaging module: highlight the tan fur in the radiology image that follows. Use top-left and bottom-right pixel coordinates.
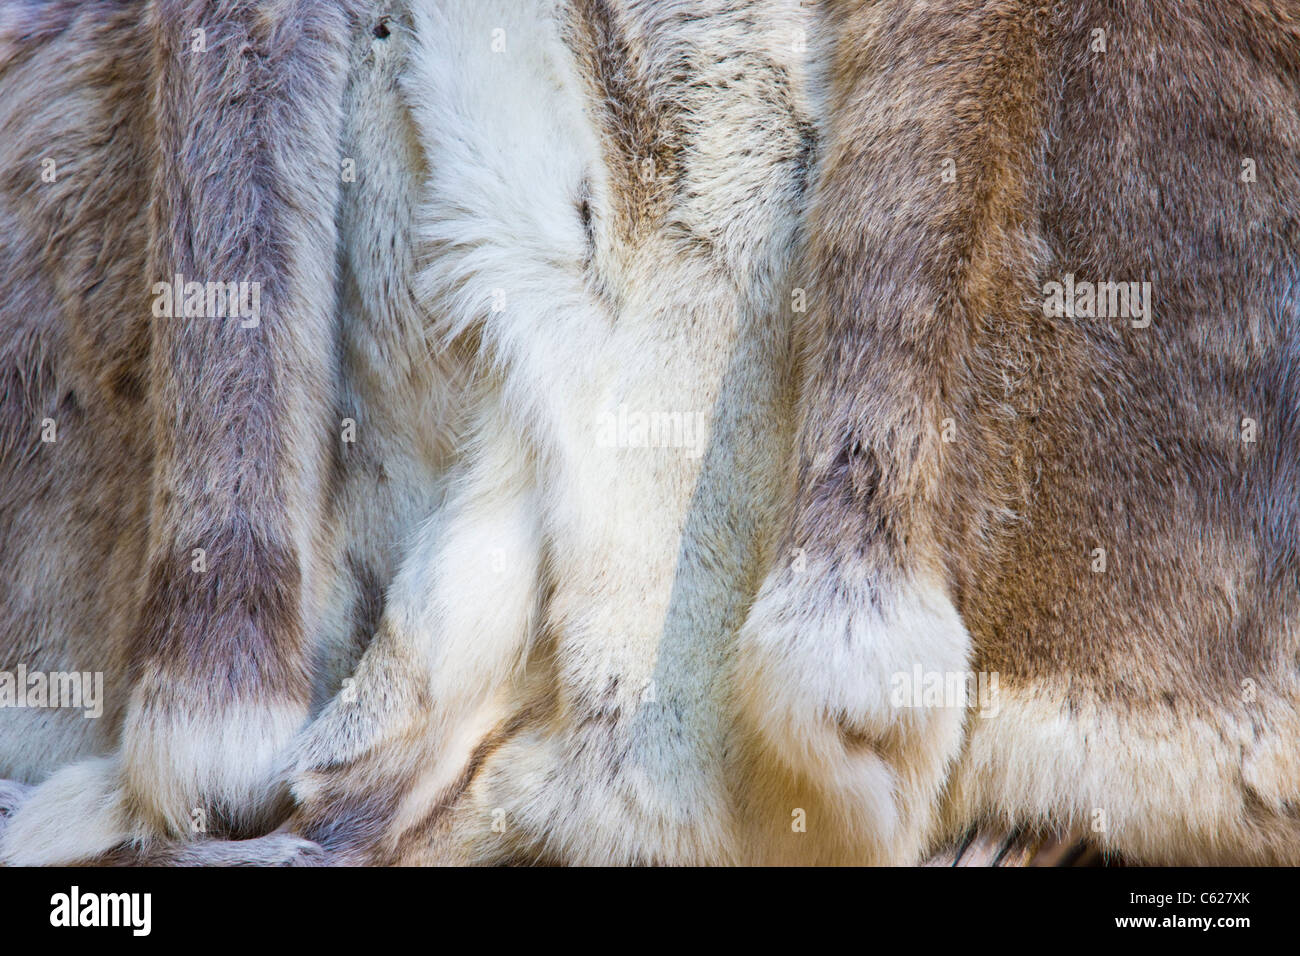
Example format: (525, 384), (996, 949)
(742, 0), (1300, 864)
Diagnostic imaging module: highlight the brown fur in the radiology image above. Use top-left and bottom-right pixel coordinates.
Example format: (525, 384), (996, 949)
(0, 1), (158, 781)
(774, 0), (1300, 863)
(124, 0), (353, 836)
(0, 0), (361, 843)
(0, 0), (473, 863)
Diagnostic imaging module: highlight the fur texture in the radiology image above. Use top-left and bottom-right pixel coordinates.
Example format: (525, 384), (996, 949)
(287, 0), (815, 865)
(742, 0), (1300, 865)
(0, 0), (359, 863)
(1, 0), (1298, 867)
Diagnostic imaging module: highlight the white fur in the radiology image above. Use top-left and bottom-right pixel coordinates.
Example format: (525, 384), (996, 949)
(0, 758), (129, 866)
(290, 0), (817, 865)
(733, 561), (971, 863)
(1, 698), (305, 864)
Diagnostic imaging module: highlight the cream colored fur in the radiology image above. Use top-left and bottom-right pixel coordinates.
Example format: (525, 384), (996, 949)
(290, 0), (814, 865)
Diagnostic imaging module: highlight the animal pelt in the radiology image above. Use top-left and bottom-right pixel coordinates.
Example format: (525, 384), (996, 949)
(0, 0), (362, 861)
(1, 0), (815, 865)
(739, 0), (1300, 864)
(1, 0), (1298, 867)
